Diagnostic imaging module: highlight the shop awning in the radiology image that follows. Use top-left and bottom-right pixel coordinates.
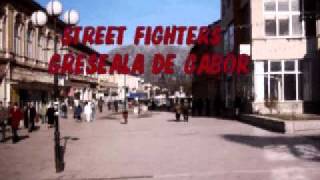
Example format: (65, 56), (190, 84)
(128, 92), (148, 100)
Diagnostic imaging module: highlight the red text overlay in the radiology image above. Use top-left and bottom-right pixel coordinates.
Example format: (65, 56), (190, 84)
(48, 25), (251, 75)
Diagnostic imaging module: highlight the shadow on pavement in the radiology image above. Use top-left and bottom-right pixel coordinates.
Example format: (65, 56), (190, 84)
(222, 134), (320, 162)
(62, 136), (80, 153)
(1, 133), (29, 143)
(99, 116), (120, 120)
(18, 135), (29, 141)
(137, 113), (153, 119)
(60, 136), (80, 170)
(31, 126), (41, 132)
(191, 115), (238, 121)
(167, 119), (188, 123)
(1, 137), (12, 143)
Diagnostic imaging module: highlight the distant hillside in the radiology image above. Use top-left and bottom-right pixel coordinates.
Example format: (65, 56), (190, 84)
(108, 45), (192, 93)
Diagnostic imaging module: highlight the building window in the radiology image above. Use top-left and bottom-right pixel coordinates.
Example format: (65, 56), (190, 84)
(291, 0), (300, 11)
(47, 37), (54, 63)
(223, 24), (234, 54)
(278, 0), (289, 11)
(255, 60), (302, 102)
(38, 34), (43, 61)
(264, 0), (304, 37)
(14, 23), (21, 55)
(265, 15), (277, 36)
(26, 27), (34, 58)
(265, 0), (276, 11)
(0, 16), (4, 51)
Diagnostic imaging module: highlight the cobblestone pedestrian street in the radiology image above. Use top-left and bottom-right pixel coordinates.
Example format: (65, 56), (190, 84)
(1, 111), (320, 180)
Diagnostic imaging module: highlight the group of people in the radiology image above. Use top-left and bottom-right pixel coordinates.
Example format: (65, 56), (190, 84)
(73, 98), (104, 122)
(174, 99), (190, 122)
(107, 100), (119, 113)
(0, 101), (62, 144)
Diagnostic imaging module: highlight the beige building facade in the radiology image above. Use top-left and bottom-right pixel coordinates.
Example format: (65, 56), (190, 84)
(220, 0), (320, 114)
(0, 0), (104, 106)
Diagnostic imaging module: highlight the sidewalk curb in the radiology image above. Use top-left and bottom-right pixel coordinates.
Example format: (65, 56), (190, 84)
(240, 114), (285, 133)
(240, 114), (320, 134)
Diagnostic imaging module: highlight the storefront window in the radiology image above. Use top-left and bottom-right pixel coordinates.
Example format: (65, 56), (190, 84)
(270, 74), (282, 100)
(255, 60), (302, 102)
(284, 74), (296, 100)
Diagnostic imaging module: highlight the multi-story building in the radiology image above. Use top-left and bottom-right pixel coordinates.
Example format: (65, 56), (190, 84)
(192, 0), (320, 115)
(0, 0), (105, 107)
(191, 21), (224, 116)
(101, 74), (143, 101)
(220, 0), (320, 114)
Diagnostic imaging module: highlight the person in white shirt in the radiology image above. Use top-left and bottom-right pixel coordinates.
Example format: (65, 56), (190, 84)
(84, 102), (92, 122)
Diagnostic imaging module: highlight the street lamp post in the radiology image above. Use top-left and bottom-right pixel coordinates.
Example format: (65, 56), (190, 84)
(31, 0), (79, 173)
(122, 74), (128, 124)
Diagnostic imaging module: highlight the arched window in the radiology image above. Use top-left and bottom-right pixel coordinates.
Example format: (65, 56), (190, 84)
(14, 14), (22, 56)
(38, 32), (43, 61)
(0, 15), (5, 51)
(47, 34), (54, 63)
(26, 24), (34, 59)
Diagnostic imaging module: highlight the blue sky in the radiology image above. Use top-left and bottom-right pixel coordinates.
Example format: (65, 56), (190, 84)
(36, 0), (220, 52)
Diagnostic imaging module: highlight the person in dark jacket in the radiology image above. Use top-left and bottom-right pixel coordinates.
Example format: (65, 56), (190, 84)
(74, 104), (82, 121)
(107, 101), (111, 111)
(182, 99), (189, 122)
(61, 102), (68, 118)
(98, 97), (104, 113)
(29, 103), (37, 132)
(46, 103), (55, 128)
(114, 101), (119, 113)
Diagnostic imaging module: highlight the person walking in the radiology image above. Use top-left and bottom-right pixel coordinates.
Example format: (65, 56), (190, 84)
(23, 103), (29, 129)
(98, 97), (104, 113)
(107, 100), (111, 111)
(74, 104), (82, 121)
(39, 102), (47, 124)
(9, 103), (23, 143)
(0, 101), (8, 142)
(174, 100), (182, 121)
(28, 103), (36, 132)
(166, 98), (171, 112)
(91, 101), (96, 121)
(182, 99), (189, 122)
(84, 102), (92, 122)
(46, 103), (55, 128)
(61, 102), (67, 119)
(114, 100), (119, 113)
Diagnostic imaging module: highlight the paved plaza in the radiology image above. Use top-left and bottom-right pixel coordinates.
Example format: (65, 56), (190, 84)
(1, 111), (320, 180)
